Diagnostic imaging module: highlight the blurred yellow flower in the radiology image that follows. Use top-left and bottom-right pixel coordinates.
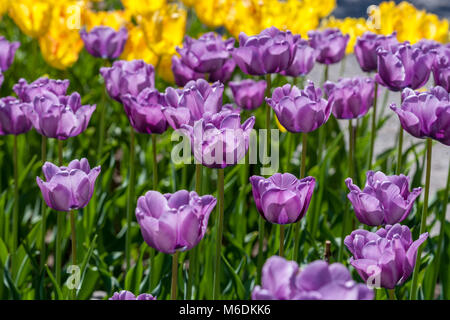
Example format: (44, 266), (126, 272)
(194, 0), (230, 28)
(120, 25), (158, 65)
(9, 0), (52, 38)
(0, 0), (10, 17)
(83, 9), (131, 31)
(39, 3), (84, 70)
(275, 115), (286, 133)
(321, 17), (371, 54)
(122, 0), (166, 16)
(157, 54), (175, 84)
(180, 0), (196, 8)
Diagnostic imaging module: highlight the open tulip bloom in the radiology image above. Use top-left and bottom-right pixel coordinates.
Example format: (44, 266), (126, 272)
(80, 26), (128, 60)
(229, 79), (267, 110)
(281, 39), (318, 77)
(13, 77), (70, 103)
(250, 173), (315, 225)
(252, 256), (373, 300)
(431, 45), (450, 92)
(354, 31), (398, 73)
(0, 97), (32, 135)
(109, 291), (156, 300)
(345, 224), (428, 289)
(0, 36), (20, 72)
(346, 171), (422, 226)
(308, 28), (349, 65)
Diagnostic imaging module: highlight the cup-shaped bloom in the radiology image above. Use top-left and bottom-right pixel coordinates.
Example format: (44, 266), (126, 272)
(8, 0), (51, 38)
(232, 27), (301, 76)
(135, 190), (216, 254)
(0, 37), (20, 72)
(182, 111), (255, 169)
(171, 55), (204, 87)
(229, 79), (266, 110)
(281, 39), (318, 77)
(13, 77), (70, 103)
(27, 91), (96, 140)
(432, 46), (450, 92)
(121, 88), (168, 134)
(250, 173), (315, 225)
(80, 26), (128, 60)
(375, 42), (433, 91)
(344, 224), (428, 289)
(208, 58), (236, 83)
(346, 171), (422, 226)
(266, 81), (331, 133)
(354, 32), (398, 72)
(109, 291), (156, 300)
(163, 79), (224, 129)
(36, 158), (101, 212)
(177, 32), (234, 74)
(390, 86), (450, 146)
(0, 97), (32, 135)
(324, 77), (375, 119)
(252, 256), (374, 300)
(100, 60), (155, 102)
(308, 28), (349, 65)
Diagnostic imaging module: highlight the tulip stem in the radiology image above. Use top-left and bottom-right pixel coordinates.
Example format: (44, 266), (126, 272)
(152, 135), (158, 189)
(396, 128), (404, 174)
(171, 251), (179, 300)
(55, 139), (64, 290)
(293, 132), (307, 262)
(368, 81), (378, 170)
(96, 86), (107, 163)
(12, 135), (19, 256)
(322, 64), (329, 85)
(126, 128), (136, 272)
(279, 225), (285, 257)
(40, 136), (47, 271)
(213, 168), (225, 299)
(410, 138), (432, 300)
(429, 163), (450, 299)
(388, 289), (396, 300)
(70, 210), (77, 300)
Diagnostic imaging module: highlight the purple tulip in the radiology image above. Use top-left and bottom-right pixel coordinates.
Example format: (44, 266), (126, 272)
(308, 28), (349, 65)
(281, 39), (318, 77)
(162, 79), (224, 130)
(413, 39), (443, 54)
(182, 110), (255, 169)
(324, 77), (375, 119)
(266, 80), (331, 133)
(177, 32), (234, 74)
(345, 224), (428, 289)
(252, 256), (374, 300)
(209, 58), (236, 83)
(171, 55), (204, 87)
(109, 290), (156, 300)
(0, 36), (20, 72)
(80, 26), (128, 60)
(232, 27), (301, 76)
(375, 42), (433, 91)
(100, 60), (155, 102)
(135, 190), (216, 254)
(250, 173), (315, 225)
(431, 45), (450, 92)
(346, 171), (422, 226)
(36, 158), (101, 212)
(390, 86), (450, 146)
(121, 88), (168, 134)
(26, 91), (96, 140)
(229, 79), (266, 110)
(13, 77), (70, 103)
(0, 97), (32, 135)
(354, 32), (398, 72)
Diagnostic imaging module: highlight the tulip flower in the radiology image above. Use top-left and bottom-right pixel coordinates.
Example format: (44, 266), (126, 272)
(171, 55), (204, 87)
(324, 77), (375, 119)
(229, 80), (267, 110)
(354, 32), (398, 73)
(232, 26), (301, 76)
(346, 171), (422, 226)
(208, 58), (236, 83)
(36, 158), (101, 212)
(163, 79), (224, 130)
(13, 77), (70, 103)
(344, 224), (428, 289)
(250, 173), (315, 225)
(431, 45), (450, 93)
(121, 88), (168, 134)
(9, 0), (52, 38)
(308, 28), (349, 65)
(80, 26), (128, 60)
(281, 39), (318, 77)
(177, 32), (234, 74)
(26, 91), (96, 140)
(100, 59), (155, 102)
(0, 36), (20, 72)
(109, 291), (156, 300)
(266, 81), (331, 133)
(390, 86), (450, 146)
(136, 190), (216, 254)
(375, 42), (433, 91)
(252, 256), (374, 300)
(0, 97), (32, 135)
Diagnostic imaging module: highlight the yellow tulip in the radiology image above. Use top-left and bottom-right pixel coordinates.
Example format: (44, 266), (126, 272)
(180, 0), (196, 8)
(194, 0), (230, 28)
(120, 25), (158, 65)
(83, 9), (131, 31)
(9, 0), (52, 38)
(122, 0), (166, 17)
(156, 53), (175, 84)
(0, 0), (10, 17)
(321, 17), (371, 54)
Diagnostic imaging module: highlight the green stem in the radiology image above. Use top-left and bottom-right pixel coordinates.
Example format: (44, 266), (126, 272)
(96, 88), (107, 163)
(171, 251), (179, 300)
(369, 81), (378, 170)
(125, 128), (136, 271)
(12, 135), (19, 255)
(396, 128), (404, 174)
(40, 137), (47, 271)
(70, 210), (77, 300)
(388, 289), (396, 300)
(279, 225), (285, 257)
(55, 139), (64, 290)
(213, 168), (225, 299)
(322, 64), (329, 85)
(293, 132), (307, 262)
(429, 164), (450, 299)
(152, 135), (158, 189)
(410, 138), (432, 300)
